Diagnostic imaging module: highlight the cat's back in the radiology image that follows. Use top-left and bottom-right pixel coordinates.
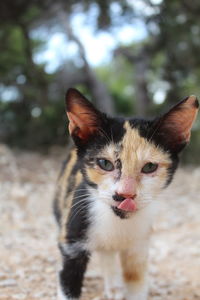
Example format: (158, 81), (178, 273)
(53, 146), (83, 226)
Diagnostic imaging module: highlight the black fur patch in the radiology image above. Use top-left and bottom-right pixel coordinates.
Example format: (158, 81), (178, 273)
(81, 166), (98, 189)
(76, 117), (126, 158)
(115, 158), (122, 180)
(165, 154), (179, 186)
(194, 98), (199, 108)
(53, 193), (61, 226)
(111, 206), (129, 219)
(66, 183), (91, 242)
(59, 249), (90, 298)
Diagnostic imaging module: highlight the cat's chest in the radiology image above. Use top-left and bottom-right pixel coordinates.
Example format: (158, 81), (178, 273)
(87, 199), (153, 251)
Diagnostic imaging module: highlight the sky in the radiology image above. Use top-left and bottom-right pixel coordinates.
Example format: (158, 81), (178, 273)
(33, 5), (148, 73)
(32, 0), (163, 72)
(31, 2), (165, 104)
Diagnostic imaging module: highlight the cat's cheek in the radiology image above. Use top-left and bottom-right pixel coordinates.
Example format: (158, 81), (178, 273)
(156, 166), (172, 188)
(100, 183), (115, 193)
(140, 172), (167, 197)
(96, 176), (117, 204)
(85, 166), (107, 186)
(139, 176), (159, 196)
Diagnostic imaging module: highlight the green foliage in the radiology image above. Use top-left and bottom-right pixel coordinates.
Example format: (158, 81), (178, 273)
(0, 0), (200, 164)
(1, 99), (67, 148)
(96, 57), (135, 115)
(0, 26), (25, 80)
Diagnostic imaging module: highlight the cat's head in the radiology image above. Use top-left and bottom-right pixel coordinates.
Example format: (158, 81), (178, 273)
(65, 88), (199, 218)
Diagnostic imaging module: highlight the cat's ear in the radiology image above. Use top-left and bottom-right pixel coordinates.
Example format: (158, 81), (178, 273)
(155, 95), (199, 153)
(65, 88), (102, 142)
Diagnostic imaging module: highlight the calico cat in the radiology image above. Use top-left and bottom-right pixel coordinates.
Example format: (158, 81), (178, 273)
(54, 88), (199, 300)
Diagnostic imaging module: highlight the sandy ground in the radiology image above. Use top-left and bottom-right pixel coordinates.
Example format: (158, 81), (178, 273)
(0, 144), (200, 300)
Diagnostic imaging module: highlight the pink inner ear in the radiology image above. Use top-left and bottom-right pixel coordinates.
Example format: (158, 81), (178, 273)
(65, 88), (101, 141)
(161, 95), (198, 146)
(168, 106), (197, 142)
(67, 111), (98, 140)
(169, 110), (193, 142)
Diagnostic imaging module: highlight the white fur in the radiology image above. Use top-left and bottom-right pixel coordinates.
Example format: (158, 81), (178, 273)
(126, 280), (148, 300)
(86, 194), (158, 300)
(57, 284), (78, 300)
(88, 195), (158, 252)
(60, 241), (87, 259)
(98, 251), (125, 300)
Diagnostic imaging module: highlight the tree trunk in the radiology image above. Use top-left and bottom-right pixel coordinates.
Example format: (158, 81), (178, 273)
(134, 54), (151, 117)
(115, 47), (152, 117)
(19, 23), (49, 107)
(56, 5), (115, 116)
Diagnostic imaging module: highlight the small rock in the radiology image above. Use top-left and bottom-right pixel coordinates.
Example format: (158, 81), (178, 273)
(0, 278), (17, 287)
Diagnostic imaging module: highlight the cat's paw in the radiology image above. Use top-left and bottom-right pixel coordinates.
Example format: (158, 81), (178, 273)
(104, 286), (126, 300)
(57, 285), (78, 300)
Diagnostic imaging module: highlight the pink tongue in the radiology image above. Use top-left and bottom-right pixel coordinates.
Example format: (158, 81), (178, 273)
(117, 198), (137, 212)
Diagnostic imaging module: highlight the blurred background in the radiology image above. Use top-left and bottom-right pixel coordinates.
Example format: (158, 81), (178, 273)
(1, 0), (200, 163)
(1, 2), (200, 299)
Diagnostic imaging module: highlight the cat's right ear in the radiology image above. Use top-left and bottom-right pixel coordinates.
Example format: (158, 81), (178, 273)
(65, 88), (103, 143)
(154, 95), (199, 153)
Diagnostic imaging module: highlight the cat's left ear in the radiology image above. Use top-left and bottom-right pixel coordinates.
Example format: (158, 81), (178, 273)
(155, 95), (199, 153)
(65, 88), (103, 142)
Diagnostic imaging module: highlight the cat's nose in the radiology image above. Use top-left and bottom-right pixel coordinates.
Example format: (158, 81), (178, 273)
(113, 193), (136, 202)
(115, 176), (137, 200)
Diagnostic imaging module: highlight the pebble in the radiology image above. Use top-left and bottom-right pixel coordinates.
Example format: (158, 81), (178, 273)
(1, 150), (200, 300)
(0, 279), (17, 287)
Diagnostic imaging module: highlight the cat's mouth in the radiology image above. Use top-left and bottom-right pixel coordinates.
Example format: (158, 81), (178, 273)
(111, 206), (132, 219)
(111, 198), (137, 219)
(116, 198), (137, 211)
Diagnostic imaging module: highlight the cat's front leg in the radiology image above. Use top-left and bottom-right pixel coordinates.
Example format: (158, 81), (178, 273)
(58, 242), (90, 300)
(98, 251), (125, 300)
(120, 246), (148, 300)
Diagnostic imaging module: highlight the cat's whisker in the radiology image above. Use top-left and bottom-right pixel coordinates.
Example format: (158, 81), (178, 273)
(71, 201), (89, 216)
(99, 128), (111, 144)
(68, 204), (89, 226)
(110, 127), (114, 145)
(70, 196), (91, 206)
(73, 188), (91, 192)
(72, 192), (91, 198)
(72, 193), (91, 200)
(147, 119), (162, 143)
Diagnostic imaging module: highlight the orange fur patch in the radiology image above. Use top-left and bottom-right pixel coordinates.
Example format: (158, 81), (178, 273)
(85, 166), (106, 185)
(120, 122), (171, 177)
(121, 252), (147, 283)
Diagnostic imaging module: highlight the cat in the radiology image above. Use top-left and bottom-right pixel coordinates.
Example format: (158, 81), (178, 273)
(54, 88), (199, 300)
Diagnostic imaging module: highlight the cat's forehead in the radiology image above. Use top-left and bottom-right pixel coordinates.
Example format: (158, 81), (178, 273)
(99, 121), (171, 165)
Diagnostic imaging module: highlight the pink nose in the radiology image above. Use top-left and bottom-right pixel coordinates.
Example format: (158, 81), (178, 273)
(117, 193), (136, 200)
(116, 176), (137, 198)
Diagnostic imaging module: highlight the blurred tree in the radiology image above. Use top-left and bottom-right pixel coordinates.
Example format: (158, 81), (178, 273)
(144, 0), (200, 104)
(0, 0), (200, 164)
(0, 0), (137, 148)
(0, 1), (54, 147)
(55, 4), (115, 114)
(114, 45), (153, 117)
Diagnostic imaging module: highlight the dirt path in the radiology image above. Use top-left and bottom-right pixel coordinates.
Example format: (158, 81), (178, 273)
(0, 145), (200, 300)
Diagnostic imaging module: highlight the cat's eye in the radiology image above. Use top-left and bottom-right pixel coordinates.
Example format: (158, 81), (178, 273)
(141, 162), (158, 174)
(97, 158), (114, 171)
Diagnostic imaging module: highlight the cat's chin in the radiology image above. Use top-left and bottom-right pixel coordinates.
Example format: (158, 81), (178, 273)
(111, 206), (133, 219)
